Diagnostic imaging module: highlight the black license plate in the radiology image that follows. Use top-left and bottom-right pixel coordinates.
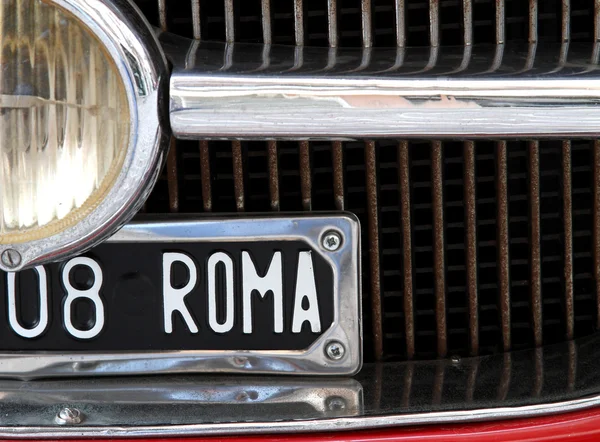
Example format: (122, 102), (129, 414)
(0, 215), (361, 378)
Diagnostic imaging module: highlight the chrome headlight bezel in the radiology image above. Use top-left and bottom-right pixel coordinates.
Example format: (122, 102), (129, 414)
(0, 0), (169, 272)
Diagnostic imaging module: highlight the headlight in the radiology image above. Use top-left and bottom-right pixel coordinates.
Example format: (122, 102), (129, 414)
(0, 0), (168, 271)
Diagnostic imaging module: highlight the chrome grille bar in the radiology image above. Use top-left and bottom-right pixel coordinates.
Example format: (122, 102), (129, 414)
(169, 42), (600, 140)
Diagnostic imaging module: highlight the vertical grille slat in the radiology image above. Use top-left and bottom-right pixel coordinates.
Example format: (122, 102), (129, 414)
(497, 141), (511, 352)
(224, 0), (234, 43)
(191, 0), (201, 40)
(167, 138), (179, 213)
(267, 141), (280, 211)
(496, 0), (505, 44)
(595, 0), (600, 41)
(231, 140), (245, 212)
(395, 0), (406, 47)
(464, 141), (478, 356)
(327, 0), (338, 48)
(563, 141), (574, 340)
(463, 0), (473, 46)
(261, 0), (272, 45)
(594, 141), (600, 328)
(332, 141), (344, 210)
(158, 0), (167, 31)
(294, 0), (304, 46)
(530, 141), (543, 347)
(431, 141), (447, 358)
(361, 0), (373, 48)
(365, 141), (383, 361)
(429, 0), (440, 47)
(299, 141), (312, 211)
(399, 141), (415, 359)
(199, 140), (212, 212)
(560, 0), (570, 42)
(529, 0), (538, 43)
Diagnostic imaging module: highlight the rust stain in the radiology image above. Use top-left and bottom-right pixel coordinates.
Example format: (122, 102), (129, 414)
(466, 360), (479, 403)
(432, 363), (444, 405)
(431, 141), (447, 358)
(199, 140), (212, 212)
(496, 141), (511, 352)
(533, 347), (543, 397)
(464, 141), (479, 356)
(267, 141), (280, 211)
(299, 141), (312, 211)
(365, 141), (383, 361)
(332, 141), (345, 210)
(568, 340), (577, 392)
(529, 141), (543, 348)
(398, 142), (415, 359)
(231, 140), (245, 212)
(563, 141), (574, 340)
(166, 137), (179, 213)
(497, 353), (512, 401)
(402, 362), (414, 408)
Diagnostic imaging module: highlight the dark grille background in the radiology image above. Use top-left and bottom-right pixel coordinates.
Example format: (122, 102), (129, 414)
(134, 0), (600, 362)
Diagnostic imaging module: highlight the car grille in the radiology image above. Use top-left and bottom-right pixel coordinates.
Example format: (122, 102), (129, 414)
(136, 0), (600, 363)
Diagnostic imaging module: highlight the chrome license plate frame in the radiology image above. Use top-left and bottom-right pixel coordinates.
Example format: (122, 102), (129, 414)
(0, 214), (361, 378)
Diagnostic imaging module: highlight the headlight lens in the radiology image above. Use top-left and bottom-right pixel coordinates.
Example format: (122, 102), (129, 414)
(0, 0), (129, 243)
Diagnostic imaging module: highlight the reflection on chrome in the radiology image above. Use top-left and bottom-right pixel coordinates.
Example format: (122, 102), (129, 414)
(165, 38), (600, 139)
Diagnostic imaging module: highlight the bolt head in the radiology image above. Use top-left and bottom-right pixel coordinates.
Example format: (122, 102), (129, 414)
(325, 341), (346, 361)
(55, 407), (83, 425)
(321, 231), (342, 252)
(450, 355), (461, 364)
(1, 249), (21, 269)
(326, 396), (347, 412)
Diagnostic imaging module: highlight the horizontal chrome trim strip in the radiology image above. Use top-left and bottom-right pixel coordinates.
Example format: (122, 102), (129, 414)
(166, 39), (600, 139)
(2, 390), (600, 438)
(0, 333), (598, 437)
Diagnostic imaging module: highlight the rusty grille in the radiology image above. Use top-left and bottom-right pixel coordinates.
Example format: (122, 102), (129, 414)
(135, 0), (600, 362)
(143, 140), (598, 362)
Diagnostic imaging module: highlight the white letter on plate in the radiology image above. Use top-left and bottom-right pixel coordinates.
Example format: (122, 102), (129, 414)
(162, 252), (198, 334)
(7, 266), (49, 338)
(242, 251), (283, 334)
(292, 251), (321, 333)
(62, 257), (105, 340)
(207, 252), (235, 333)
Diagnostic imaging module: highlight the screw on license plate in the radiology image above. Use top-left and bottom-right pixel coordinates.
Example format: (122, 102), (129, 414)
(325, 341), (346, 360)
(321, 231), (342, 251)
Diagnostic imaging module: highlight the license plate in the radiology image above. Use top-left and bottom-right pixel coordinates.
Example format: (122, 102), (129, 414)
(0, 215), (361, 378)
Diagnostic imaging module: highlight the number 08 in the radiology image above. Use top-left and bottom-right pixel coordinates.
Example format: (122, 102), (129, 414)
(62, 257), (106, 339)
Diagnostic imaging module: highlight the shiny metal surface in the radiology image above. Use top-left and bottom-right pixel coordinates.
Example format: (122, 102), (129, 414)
(0, 333), (599, 437)
(0, 215), (361, 378)
(166, 39), (600, 140)
(0, 0), (168, 271)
